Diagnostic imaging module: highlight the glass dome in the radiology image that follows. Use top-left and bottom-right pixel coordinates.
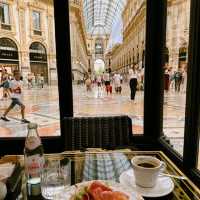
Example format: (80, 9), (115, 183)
(83, 0), (127, 35)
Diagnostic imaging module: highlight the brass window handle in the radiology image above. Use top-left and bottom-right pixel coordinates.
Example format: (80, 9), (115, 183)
(160, 173), (188, 180)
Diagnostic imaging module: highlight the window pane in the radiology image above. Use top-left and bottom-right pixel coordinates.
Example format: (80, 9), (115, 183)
(69, 0), (146, 135)
(0, 1), (60, 137)
(32, 11), (41, 30)
(163, 0), (190, 155)
(0, 3), (10, 24)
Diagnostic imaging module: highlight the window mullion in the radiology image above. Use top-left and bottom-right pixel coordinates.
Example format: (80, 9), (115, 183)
(183, 0), (200, 169)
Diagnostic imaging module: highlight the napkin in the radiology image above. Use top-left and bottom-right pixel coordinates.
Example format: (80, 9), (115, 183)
(83, 152), (131, 182)
(0, 163), (15, 182)
(5, 162), (23, 199)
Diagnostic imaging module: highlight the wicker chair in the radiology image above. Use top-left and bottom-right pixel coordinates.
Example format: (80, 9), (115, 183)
(63, 115), (133, 150)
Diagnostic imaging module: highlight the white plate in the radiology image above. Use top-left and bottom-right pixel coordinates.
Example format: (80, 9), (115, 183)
(119, 169), (174, 198)
(54, 180), (144, 200)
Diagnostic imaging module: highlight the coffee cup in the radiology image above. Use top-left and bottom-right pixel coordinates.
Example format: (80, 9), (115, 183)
(131, 156), (166, 188)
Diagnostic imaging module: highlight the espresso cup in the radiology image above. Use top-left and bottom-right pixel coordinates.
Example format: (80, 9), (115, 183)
(131, 156), (166, 188)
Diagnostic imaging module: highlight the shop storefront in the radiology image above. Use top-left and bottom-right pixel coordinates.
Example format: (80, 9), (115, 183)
(0, 37), (19, 77)
(178, 47), (187, 69)
(29, 42), (48, 83)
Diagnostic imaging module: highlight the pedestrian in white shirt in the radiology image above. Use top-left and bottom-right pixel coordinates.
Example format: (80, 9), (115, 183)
(113, 73), (122, 94)
(1, 70), (30, 123)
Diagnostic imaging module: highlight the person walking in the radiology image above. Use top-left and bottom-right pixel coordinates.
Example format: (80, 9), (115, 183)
(37, 73), (44, 88)
(96, 75), (102, 87)
(174, 68), (183, 92)
(96, 75), (102, 97)
(40, 73), (44, 88)
(113, 73), (122, 94)
(85, 75), (92, 92)
(103, 69), (112, 95)
(27, 73), (33, 89)
(164, 69), (170, 92)
(182, 68), (187, 92)
(129, 67), (138, 101)
(0, 70), (30, 123)
(0, 73), (10, 100)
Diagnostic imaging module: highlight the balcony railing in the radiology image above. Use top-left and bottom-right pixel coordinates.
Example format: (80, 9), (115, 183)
(1, 23), (11, 30)
(69, 0), (81, 7)
(33, 29), (42, 36)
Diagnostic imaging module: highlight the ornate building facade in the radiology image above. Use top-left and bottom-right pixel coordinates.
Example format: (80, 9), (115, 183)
(69, 0), (111, 81)
(106, 0), (190, 74)
(69, 0), (90, 82)
(87, 34), (109, 70)
(105, 0), (146, 74)
(0, 0), (57, 84)
(166, 0), (190, 70)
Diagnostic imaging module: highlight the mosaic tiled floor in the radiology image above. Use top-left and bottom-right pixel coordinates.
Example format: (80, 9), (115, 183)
(0, 86), (60, 138)
(0, 83), (199, 168)
(73, 84), (189, 156)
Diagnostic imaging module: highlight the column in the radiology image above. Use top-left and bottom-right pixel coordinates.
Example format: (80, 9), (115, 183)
(144, 0), (167, 138)
(18, 7), (30, 77)
(48, 14), (57, 85)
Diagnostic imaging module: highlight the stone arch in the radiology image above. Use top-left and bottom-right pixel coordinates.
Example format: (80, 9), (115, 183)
(28, 39), (48, 53)
(0, 37), (19, 73)
(178, 46), (187, 69)
(179, 47), (187, 60)
(94, 59), (105, 74)
(0, 36), (20, 50)
(29, 41), (48, 83)
(30, 42), (47, 54)
(95, 38), (104, 55)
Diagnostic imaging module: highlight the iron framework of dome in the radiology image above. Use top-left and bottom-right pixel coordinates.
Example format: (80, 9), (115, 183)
(83, 0), (126, 35)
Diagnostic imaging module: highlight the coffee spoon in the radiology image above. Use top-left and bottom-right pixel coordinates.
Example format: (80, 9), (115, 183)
(159, 173), (188, 180)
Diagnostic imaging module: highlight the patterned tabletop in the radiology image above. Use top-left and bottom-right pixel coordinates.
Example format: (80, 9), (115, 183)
(1, 149), (200, 200)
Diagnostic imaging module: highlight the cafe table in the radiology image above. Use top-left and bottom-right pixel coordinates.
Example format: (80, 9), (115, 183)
(1, 149), (200, 200)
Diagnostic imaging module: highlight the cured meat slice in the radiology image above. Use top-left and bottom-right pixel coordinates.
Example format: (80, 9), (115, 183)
(88, 181), (113, 193)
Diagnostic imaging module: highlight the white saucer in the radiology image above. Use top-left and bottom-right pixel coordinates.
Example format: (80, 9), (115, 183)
(119, 169), (174, 198)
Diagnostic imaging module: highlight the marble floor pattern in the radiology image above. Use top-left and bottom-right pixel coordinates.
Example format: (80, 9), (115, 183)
(0, 86), (60, 137)
(0, 83), (199, 168)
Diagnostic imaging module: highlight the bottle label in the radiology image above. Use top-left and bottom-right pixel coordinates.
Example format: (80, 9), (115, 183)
(25, 154), (44, 177)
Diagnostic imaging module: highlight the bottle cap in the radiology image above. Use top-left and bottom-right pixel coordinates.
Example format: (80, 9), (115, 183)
(28, 123), (38, 129)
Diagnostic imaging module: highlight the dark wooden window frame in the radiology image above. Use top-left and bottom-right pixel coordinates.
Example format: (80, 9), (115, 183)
(0, 0), (73, 155)
(0, 0), (199, 186)
(146, 0), (200, 186)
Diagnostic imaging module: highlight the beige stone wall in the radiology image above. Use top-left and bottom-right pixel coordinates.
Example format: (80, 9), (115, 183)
(0, 0), (57, 84)
(107, 0), (190, 74)
(167, 0), (190, 70)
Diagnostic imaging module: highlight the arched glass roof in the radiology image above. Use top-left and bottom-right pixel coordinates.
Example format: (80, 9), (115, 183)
(83, 0), (127, 35)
